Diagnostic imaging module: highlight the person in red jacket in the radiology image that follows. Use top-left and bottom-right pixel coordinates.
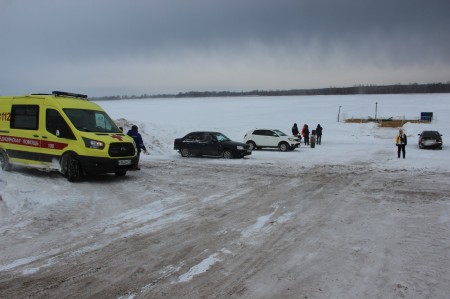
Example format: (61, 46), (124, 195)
(301, 124), (310, 145)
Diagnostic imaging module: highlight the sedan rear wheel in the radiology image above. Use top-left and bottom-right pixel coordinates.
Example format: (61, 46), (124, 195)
(180, 148), (190, 157)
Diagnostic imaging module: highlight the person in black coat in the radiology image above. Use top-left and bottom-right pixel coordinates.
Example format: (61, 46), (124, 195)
(292, 123), (299, 136)
(316, 124), (323, 145)
(395, 128), (407, 159)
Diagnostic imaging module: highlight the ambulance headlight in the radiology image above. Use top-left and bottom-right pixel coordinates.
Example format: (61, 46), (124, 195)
(83, 137), (105, 149)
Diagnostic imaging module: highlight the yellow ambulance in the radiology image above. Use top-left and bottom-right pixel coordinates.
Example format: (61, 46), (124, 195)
(0, 91), (138, 181)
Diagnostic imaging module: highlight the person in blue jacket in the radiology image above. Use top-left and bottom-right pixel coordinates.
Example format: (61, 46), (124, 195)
(127, 125), (148, 170)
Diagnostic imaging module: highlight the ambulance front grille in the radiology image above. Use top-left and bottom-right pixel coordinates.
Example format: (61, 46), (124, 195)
(109, 142), (136, 157)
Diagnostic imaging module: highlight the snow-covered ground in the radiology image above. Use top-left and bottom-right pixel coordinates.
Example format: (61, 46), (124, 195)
(106, 93), (450, 171)
(1, 94), (449, 298)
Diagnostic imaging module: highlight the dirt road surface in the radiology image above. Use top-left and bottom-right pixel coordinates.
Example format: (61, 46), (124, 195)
(1, 159), (449, 298)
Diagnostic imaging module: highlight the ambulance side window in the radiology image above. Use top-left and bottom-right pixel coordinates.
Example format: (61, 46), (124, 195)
(46, 109), (76, 140)
(11, 105), (39, 130)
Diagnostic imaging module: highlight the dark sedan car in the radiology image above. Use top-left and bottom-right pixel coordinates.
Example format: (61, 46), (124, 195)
(418, 131), (443, 149)
(174, 131), (252, 158)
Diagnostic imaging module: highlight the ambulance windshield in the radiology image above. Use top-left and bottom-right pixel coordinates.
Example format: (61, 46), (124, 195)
(63, 109), (121, 133)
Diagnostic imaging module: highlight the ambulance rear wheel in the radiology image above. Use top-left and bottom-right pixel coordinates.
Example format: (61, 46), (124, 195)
(0, 151), (12, 171)
(67, 157), (82, 182)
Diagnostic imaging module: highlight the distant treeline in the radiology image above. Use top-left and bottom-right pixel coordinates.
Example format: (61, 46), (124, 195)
(92, 82), (450, 100)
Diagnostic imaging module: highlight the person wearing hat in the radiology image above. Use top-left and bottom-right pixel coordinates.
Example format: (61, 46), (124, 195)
(292, 123), (299, 136)
(127, 125), (148, 170)
(395, 128), (407, 159)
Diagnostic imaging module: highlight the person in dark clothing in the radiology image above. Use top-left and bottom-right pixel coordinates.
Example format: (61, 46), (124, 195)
(127, 125), (148, 170)
(292, 123), (299, 136)
(395, 128), (407, 159)
(301, 124), (310, 145)
(316, 124), (323, 145)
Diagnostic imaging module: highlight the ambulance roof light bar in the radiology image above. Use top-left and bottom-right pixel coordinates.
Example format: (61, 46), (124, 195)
(52, 91), (88, 99)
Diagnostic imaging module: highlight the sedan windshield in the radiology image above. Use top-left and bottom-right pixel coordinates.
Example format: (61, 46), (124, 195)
(63, 108), (121, 133)
(212, 132), (231, 142)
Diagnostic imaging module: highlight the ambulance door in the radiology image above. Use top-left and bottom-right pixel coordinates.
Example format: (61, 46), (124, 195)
(40, 108), (75, 165)
(8, 103), (42, 163)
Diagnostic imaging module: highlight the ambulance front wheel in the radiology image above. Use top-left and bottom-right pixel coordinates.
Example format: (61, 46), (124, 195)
(67, 157), (82, 182)
(115, 170), (127, 176)
(61, 154), (82, 182)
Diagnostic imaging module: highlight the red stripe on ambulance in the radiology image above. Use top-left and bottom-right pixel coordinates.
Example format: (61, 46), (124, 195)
(0, 135), (68, 150)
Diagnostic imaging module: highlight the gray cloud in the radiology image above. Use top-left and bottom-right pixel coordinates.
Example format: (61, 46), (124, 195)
(1, 0), (449, 96)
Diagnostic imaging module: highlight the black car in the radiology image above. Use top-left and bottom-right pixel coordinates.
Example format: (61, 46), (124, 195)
(418, 131), (443, 149)
(174, 131), (252, 159)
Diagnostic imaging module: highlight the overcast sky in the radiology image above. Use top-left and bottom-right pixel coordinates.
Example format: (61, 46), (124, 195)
(1, 0), (450, 97)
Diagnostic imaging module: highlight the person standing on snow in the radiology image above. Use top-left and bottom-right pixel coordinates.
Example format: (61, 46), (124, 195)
(301, 124), (310, 146)
(316, 124), (323, 145)
(395, 128), (407, 159)
(292, 123), (299, 136)
(127, 125), (148, 170)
